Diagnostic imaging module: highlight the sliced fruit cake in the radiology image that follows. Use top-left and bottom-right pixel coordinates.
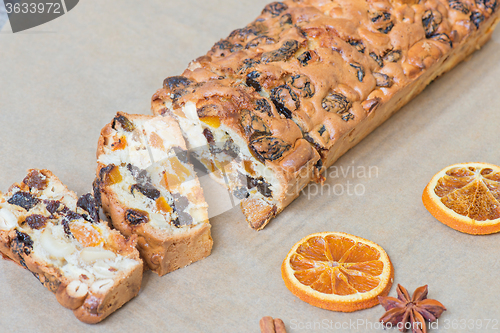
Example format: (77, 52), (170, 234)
(94, 112), (212, 276)
(0, 169), (143, 324)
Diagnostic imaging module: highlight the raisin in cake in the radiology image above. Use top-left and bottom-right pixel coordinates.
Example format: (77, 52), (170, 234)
(151, 0), (500, 230)
(94, 112), (212, 276)
(0, 169), (143, 324)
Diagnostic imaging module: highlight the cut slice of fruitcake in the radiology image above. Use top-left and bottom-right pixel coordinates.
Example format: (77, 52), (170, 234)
(0, 169), (143, 324)
(94, 112), (212, 276)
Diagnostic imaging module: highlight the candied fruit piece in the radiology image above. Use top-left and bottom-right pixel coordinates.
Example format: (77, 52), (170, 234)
(262, 2), (288, 16)
(131, 184), (160, 201)
(23, 170), (48, 190)
(111, 135), (127, 151)
(125, 209), (149, 225)
(369, 52), (383, 67)
(163, 76), (193, 91)
(250, 137), (291, 162)
(422, 10), (442, 38)
(470, 11), (485, 29)
(477, 0), (497, 13)
(432, 33), (453, 47)
(156, 197), (173, 213)
(14, 230), (33, 255)
(70, 224), (102, 247)
(370, 11), (394, 34)
(240, 110), (270, 137)
(373, 72), (393, 87)
(203, 128), (215, 145)
(244, 160), (256, 176)
(350, 63), (365, 82)
(149, 132), (165, 150)
(44, 200), (61, 214)
(449, 0), (470, 14)
(8, 192), (39, 211)
(77, 193), (99, 223)
(255, 98), (273, 117)
(247, 176), (273, 197)
(287, 74), (315, 98)
(201, 158), (216, 173)
(270, 84), (299, 119)
(298, 51), (313, 66)
(112, 115), (135, 132)
(246, 71), (262, 92)
(262, 40), (299, 63)
(384, 50), (401, 63)
(348, 39), (365, 53)
(163, 157), (191, 188)
(200, 116), (221, 128)
(103, 165), (123, 186)
(322, 93), (351, 114)
(25, 214), (48, 230)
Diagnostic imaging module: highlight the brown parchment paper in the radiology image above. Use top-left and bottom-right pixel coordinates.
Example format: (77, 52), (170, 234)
(1, 1), (500, 332)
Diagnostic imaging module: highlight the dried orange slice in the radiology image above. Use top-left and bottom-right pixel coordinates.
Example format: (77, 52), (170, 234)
(281, 232), (394, 312)
(422, 162), (500, 235)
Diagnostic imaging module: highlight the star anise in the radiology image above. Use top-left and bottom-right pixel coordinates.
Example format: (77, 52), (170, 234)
(378, 284), (446, 333)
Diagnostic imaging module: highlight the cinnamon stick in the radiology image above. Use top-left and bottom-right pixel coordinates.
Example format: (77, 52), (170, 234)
(260, 316), (287, 333)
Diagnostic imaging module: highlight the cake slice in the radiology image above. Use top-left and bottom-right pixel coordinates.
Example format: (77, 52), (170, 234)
(152, 0), (500, 230)
(94, 112), (212, 276)
(0, 169), (143, 324)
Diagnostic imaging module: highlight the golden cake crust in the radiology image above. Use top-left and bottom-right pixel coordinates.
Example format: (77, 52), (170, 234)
(152, 0), (500, 229)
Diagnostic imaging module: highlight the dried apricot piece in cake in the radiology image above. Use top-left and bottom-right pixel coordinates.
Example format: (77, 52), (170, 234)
(95, 112), (212, 276)
(0, 169), (143, 324)
(281, 232), (393, 312)
(423, 162), (500, 235)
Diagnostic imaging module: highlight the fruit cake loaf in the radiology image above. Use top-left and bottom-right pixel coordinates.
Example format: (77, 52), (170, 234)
(152, 0), (500, 230)
(94, 112), (212, 276)
(0, 169), (143, 324)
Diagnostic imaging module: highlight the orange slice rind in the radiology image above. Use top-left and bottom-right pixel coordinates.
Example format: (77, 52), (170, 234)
(281, 232), (394, 312)
(423, 162), (500, 235)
